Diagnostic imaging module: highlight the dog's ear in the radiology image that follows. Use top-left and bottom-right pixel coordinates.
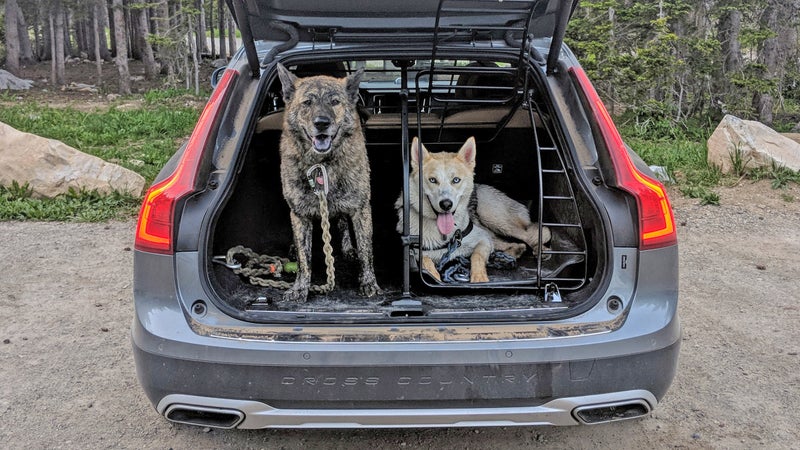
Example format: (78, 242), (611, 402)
(276, 63), (298, 103)
(410, 137), (429, 167)
(345, 68), (364, 104)
(457, 137), (477, 169)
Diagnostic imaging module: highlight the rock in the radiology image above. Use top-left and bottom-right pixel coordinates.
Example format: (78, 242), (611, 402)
(0, 69), (34, 90)
(707, 115), (800, 174)
(649, 165), (673, 184)
(65, 82), (98, 93)
(0, 121), (145, 198)
(781, 133), (800, 145)
(210, 58), (228, 69)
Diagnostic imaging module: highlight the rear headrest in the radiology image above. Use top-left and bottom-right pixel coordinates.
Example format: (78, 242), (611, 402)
(293, 62), (348, 78)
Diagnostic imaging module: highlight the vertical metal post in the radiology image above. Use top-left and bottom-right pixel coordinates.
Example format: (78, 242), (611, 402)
(400, 62), (412, 298)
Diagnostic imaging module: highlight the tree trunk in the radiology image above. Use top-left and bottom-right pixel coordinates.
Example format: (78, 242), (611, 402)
(41, 2), (52, 61)
(16, 3), (34, 63)
(127, 0), (141, 60)
(4, 0), (21, 74)
(135, 0), (158, 79)
(50, 11), (56, 82)
(218, 0), (227, 60)
(227, 11), (236, 55)
(753, 1), (779, 125)
(33, 9), (42, 61)
(64, 9), (76, 57)
(719, 9), (743, 75)
(198, 0), (209, 53)
(74, 17), (86, 56)
(52, 0), (66, 85)
(93, 1), (104, 81)
(154, 0), (168, 38)
(98, 1), (112, 61)
(108, 0), (117, 56)
(188, 12), (200, 94)
(209, 1), (216, 58)
(112, 0), (132, 94)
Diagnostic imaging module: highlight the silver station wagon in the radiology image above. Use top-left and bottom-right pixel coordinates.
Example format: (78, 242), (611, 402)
(132, 0), (680, 429)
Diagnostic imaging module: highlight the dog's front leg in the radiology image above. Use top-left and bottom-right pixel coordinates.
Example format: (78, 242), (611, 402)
(421, 255), (441, 282)
(350, 208), (381, 297)
(337, 216), (356, 259)
(284, 210), (313, 302)
(470, 241), (492, 283)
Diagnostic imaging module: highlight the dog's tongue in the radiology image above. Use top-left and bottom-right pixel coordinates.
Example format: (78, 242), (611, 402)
(437, 212), (455, 236)
(313, 135), (332, 152)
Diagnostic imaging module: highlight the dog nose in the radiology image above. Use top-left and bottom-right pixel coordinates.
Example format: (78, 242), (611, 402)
(439, 199), (453, 211)
(313, 116), (331, 131)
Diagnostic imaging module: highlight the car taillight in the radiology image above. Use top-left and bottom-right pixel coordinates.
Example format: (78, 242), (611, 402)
(569, 66), (677, 250)
(134, 69), (237, 254)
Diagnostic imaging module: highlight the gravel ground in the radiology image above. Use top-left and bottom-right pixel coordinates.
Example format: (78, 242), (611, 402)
(1, 180), (799, 449)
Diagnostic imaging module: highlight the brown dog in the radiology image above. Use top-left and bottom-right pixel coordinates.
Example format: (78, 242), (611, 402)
(276, 63), (380, 302)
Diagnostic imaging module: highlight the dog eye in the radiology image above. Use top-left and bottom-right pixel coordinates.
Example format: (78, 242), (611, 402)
(330, 98), (340, 106)
(428, 177), (438, 184)
(452, 177), (461, 184)
(302, 99), (312, 106)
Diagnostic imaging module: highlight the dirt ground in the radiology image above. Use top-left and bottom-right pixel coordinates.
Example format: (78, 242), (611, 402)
(0, 181), (798, 449)
(2, 59), (217, 108)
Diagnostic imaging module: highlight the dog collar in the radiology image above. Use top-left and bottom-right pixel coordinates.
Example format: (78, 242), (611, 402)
(425, 220), (474, 251)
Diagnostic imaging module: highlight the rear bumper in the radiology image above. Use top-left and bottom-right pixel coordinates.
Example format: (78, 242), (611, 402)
(154, 390), (659, 428)
(132, 246), (680, 428)
(133, 316), (680, 428)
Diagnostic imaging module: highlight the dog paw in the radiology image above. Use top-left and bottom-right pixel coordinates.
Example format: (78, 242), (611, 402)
(506, 243), (528, 259)
(283, 286), (309, 303)
(421, 257), (441, 282)
(342, 247), (358, 261)
(470, 271), (489, 283)
(360, 282), (382, 298)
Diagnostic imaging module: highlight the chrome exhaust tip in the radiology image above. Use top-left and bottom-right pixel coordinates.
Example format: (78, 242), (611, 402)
(573, 399), (651, 425)
(164, 404), (245, 429)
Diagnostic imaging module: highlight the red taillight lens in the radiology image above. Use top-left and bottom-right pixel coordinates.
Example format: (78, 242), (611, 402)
(134, 69), (237, 254)
(569, 66), (677, 250)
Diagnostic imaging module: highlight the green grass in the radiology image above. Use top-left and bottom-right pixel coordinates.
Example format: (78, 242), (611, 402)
(626, 135), (723, 206)
(619, 120), (800, 206)
(0, 96), (201, 222)
(620, 124), (721, 185)
(0, 182), (142, 222)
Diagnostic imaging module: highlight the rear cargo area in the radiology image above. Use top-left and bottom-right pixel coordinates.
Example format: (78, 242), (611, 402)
(207, 67), (606, 316)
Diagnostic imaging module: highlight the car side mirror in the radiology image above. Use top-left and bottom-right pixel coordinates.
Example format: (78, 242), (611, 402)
(211, 66), (227, 89)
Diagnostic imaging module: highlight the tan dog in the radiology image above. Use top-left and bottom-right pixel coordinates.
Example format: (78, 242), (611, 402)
(396, 137), (550, 282)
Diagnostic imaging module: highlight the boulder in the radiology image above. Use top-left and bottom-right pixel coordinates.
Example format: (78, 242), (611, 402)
(0, 121), (146, 198)
(0, 69), (34, 90)
(781, 133), (800, 145)
(210, 58), (228, 69)
(707, 115), (800, 174)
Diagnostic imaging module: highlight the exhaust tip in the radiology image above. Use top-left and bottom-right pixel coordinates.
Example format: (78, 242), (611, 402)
(573, 399), (651, 425)
(164, 404), (244, 429)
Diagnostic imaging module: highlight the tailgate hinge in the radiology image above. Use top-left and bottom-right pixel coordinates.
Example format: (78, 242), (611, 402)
(310, 28), (338, 50)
